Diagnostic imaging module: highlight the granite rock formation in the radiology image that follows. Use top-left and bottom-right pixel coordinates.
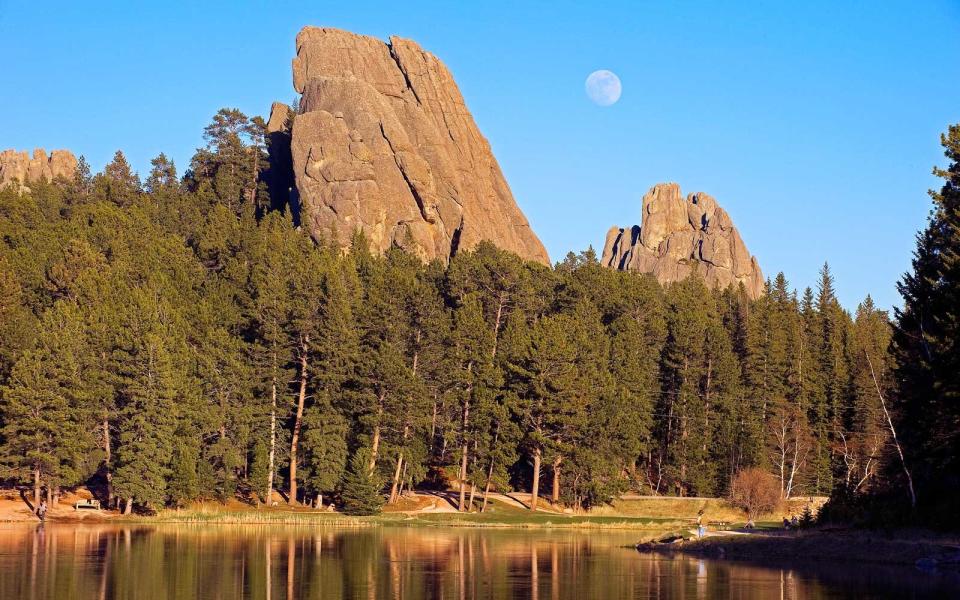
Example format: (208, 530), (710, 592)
(265, 102), (299, 216)
(274, 26), (548, 264)
(0, 148), (77, 191)
(601, 183), (765, 299)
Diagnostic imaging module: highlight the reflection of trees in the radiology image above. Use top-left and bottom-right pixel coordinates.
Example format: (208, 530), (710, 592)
(0, 526), (945, 599)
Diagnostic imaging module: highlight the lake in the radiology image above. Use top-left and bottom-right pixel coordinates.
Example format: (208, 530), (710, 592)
(0, 523), (956, 599)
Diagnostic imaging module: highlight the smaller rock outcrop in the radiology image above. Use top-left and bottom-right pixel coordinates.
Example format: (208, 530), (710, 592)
(601, 183), (765, 299)
(0, 148), (77, 191)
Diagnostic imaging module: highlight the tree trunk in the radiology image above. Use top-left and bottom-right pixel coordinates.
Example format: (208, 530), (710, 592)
(398, 461), (408, 499)
(491, 293), (506, 359)
(369, 393), (385, 474)
(123, 498), (133, 515)
(267, 369), (277, 503)
(429, 398), (438, 454)
(103, 419), (112, 505)
(250, 147), (260, 211)
(389, 452), (404, 504)
(32, 465), (41, 508)
(458, 368), (472, 512)
(865, 349), (917, 508)
(530, 447), (542, 511)
(289, 335), (309, 505)
(481, 426), (500, 513)
(481, 476), (493, 513)
(468, 483), (476, 511)
(551, 457), (562, 504)
(458, 443), (470, 511)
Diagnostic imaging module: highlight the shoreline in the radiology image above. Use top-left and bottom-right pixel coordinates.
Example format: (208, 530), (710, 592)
(637, 528), (960, 569)
(1, 510), (684, 531)
(0, 490), (821, 532)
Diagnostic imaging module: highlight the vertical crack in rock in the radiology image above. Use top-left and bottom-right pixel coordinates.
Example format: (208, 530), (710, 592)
(388, 41), (422, 106)
(378, 121), (433, 225)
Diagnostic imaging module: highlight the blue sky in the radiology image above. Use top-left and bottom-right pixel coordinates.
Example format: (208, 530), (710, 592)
(2, 0), (958, 310)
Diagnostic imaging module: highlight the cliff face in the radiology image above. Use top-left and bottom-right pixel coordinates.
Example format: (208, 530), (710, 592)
(601, 183), (765, 299)
(273, 27), (549, 264)
(0, 148), (77, 191)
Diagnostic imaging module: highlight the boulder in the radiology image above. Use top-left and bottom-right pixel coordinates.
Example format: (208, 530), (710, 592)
(602, 183), (765, 298)
(273, 26), (549, 264)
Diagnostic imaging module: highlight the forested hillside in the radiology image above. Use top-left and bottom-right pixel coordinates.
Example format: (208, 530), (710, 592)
(0, 110), (895, 514)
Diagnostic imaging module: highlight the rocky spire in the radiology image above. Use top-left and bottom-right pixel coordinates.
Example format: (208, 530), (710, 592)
(0, 148), (77, 191)
(601, 183), (765, 298)
(273, 26), (549, 264)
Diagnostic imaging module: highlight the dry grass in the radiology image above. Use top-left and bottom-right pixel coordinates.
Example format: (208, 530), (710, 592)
(146, 505), (377, 526)
(609, 496), (826, 525)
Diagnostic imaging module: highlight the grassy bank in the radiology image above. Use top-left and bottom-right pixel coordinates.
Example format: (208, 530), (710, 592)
(2, 489), (822, 532)
(141, 498), (681, 530)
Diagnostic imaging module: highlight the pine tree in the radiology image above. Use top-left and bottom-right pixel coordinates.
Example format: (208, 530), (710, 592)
(302, 396), (349, 503)
(0, 260), (35, 382)
(339, 449), (384, 515)
(111, 295), (183, 513)
(0, 303), (98, 505)
(168, 437), (200, 507)
(93, 150), (141, 207)
(145, 153), (178, 195)
(838, 296), (893, 496)
(448, 296), (495, 510)
(187, 109), (268, 216)
(891, 123), (960, 516)
(658, 276), (710, 496)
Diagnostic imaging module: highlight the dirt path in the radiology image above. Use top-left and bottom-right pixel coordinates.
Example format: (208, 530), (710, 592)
(0, 491), (114, 523)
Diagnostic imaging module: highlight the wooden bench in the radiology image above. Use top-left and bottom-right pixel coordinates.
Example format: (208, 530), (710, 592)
(74, 499), (101, 511)
(708, 520), (731, 530)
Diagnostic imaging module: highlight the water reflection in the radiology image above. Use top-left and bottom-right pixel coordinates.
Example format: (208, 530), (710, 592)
(0, 523), (956, 599)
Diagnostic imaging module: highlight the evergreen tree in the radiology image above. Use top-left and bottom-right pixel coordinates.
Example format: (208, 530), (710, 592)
(0, 303), (98, 505)
(658, 276), (709, 496)
(146, 153), (178, 195)
(339, 449), (384, 516)
(93, 150), (141, 207)
(891, 123), (960, 517)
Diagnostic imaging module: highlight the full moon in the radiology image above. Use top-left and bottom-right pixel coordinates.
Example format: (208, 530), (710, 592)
(585, 70), (622, 106)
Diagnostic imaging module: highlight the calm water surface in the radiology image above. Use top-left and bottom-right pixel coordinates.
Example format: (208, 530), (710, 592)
(0, 523), (957, 599)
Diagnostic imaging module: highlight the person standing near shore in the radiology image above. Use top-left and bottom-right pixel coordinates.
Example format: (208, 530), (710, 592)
(37, 500), (47, 522)
(696, 510), (705, 538)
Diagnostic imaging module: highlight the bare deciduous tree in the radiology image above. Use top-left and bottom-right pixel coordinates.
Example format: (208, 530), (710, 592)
(731, 467), (781, 522)
(767, 403), (810, 499)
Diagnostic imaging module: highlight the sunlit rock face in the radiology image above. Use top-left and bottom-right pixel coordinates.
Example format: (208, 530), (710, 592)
(601, 183), (765, 299)
(274, 26), (549, 264)
(0, 148), (77, 191)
